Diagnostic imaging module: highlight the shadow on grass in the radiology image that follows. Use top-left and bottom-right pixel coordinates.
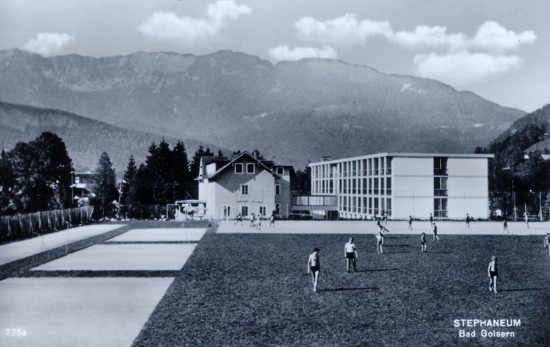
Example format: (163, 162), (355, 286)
(320, 287), (379, 292)
(426, 252), (454, 254)
(499, 288), (546, 292)
(356, 268), (398, 272)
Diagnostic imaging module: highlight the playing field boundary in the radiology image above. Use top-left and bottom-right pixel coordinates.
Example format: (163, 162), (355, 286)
(217, 220), (550, 235)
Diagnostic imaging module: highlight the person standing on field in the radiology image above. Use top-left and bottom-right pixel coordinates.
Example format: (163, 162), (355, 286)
(344, 237), (358, 272)
(408, 215), (413, 231)
(420, 232), (427, 253)
(269, 211), (275, 228)
(429, 213), (434, 227)
(544, 233), (550, 256)
(376, 230), (384, 254)
(250, 213), (256, 228)
(488, 256), (498, 293)
(308, 248), (321, 292)
(256, 215), (262, 230)
(432, 223), (440, 241)
(234, 213), (243, 226)
(466, 213), (471, 228)
(503, 218), (509, 234)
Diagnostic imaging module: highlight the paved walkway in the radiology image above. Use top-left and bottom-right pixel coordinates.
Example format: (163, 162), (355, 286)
(217, 220), (550, 235)
(0, 226), (207, 347)
(0, 224), (125, 266)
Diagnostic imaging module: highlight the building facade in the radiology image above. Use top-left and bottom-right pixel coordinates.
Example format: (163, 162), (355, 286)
(198, 152), (292, 220)
(309, 153), (493, 220)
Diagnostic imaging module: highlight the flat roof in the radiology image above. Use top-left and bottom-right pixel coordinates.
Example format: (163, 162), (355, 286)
(309, 152), (494, 166)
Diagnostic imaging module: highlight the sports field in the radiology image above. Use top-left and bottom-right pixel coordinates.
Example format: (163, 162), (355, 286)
(134, 221), (550, 346)
(1, 221), (548, 346)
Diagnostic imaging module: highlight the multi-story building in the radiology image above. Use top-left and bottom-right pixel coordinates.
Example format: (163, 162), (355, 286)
(198, 152), (293, 220)
(308, 153), (493, 220)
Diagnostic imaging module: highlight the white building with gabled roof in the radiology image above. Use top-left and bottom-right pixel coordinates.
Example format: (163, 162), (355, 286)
(197, 152), (292, 220)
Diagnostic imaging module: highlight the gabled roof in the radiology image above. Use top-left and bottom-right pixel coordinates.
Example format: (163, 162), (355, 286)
(201, 151), (277, 180)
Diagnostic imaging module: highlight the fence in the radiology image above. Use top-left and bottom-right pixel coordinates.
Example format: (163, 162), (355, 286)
(0, 206), (94, 243)
(120, 204), (170, 220)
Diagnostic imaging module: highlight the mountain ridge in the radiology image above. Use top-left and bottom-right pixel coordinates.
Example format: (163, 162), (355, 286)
(0, 100), (227, 173)
(0, 48), (526, 167)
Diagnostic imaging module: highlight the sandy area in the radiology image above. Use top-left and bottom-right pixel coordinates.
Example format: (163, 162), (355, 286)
(32, 244), (197, 271)
(107, 228), (206, 242)
(0, 224), (125, 266)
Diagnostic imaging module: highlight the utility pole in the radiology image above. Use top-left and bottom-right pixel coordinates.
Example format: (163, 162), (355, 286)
(512, 181), (517, 222)
(539, 191), (543, 221)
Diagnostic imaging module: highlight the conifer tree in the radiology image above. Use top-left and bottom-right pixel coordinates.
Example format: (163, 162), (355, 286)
(121, 155), (137, 214)
(172, 141), (191, 200)
(93, 152), (118, 219)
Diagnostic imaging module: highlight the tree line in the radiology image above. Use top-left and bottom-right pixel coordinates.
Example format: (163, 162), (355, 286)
(115, 142), (215, 219)
(475, 119), (550, 220)
(0, 132), (73, 215)
(0, 132), (217, 218)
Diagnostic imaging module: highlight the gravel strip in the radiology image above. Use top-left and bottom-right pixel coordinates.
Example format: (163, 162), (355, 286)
(101, 241), (200, 245)
(18, 270), (181, 278)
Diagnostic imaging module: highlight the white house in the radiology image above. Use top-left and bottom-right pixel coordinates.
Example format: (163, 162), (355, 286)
(198, 152), (292, 220)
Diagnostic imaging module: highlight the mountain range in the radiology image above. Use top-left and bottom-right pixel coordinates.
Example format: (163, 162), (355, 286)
(492, 104), (550, 153)
(0, 101), (225, 173)
(0, 48), (528, 169)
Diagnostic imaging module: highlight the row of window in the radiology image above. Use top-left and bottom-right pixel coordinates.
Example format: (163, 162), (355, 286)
(313, 156), (453, 180)
(314, 177), (446, 197)
(312, 177), (392, 195)
(240, 184), (281, 195)
(313, 169), (394, 179)
(340, 189), (392, 195)
(340, 169), (392, 177)
(339, 196), (392, 216)
(235, 163), (285, 175)
(312, 157), (393, 179)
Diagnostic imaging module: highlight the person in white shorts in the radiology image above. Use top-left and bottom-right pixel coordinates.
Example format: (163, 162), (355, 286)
(344, 237), (358, 272)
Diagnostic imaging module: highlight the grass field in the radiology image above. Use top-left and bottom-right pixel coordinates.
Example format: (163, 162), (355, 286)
(133, 230), (550, 346)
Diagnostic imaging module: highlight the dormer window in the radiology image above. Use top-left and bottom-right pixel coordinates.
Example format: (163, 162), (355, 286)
(246, 163), (255, 174)
(276, 167), (284, 175)
(235, 163), (243, 174)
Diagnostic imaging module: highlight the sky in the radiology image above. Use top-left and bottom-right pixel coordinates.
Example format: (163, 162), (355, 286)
(1, 0), (548, 113)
